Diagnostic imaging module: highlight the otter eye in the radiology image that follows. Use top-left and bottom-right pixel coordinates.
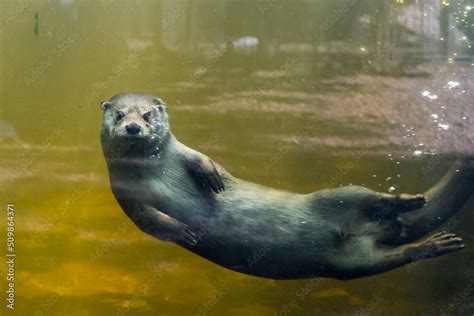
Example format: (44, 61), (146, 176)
(143, 111), (152, 123)
(115, 111), (125, 121)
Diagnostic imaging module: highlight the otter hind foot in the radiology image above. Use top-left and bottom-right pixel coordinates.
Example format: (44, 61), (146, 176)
(331, 231), (464, 280)
(407, 231), (464, 260)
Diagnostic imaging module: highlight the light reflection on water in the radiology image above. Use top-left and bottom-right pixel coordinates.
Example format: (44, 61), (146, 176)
(1, 0), (474, 315)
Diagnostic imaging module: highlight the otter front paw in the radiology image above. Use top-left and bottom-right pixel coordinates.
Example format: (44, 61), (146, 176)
(190, 158), (225, 193)
(178, 224), (199, 246)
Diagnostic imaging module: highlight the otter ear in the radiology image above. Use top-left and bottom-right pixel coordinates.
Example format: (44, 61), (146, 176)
(157, 104), (167, 113)
(100, 101), (111, 111)
(153, 99), (167, 113)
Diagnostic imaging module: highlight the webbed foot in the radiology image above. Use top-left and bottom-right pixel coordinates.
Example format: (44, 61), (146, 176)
(406, 231), (464, 261)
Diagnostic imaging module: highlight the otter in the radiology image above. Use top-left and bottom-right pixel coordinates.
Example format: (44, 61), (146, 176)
(100, 93), (473, 280)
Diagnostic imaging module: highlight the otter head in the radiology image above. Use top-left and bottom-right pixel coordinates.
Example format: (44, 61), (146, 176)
(100, 93), (170, 159)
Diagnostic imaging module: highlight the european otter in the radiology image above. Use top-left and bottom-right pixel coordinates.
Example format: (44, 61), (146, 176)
(100, 93), (473, 280)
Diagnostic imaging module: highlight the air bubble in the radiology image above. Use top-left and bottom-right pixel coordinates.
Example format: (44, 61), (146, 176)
(444, 81), (460, 90)
(438, 123), (450, 130)
(422, 91), (438, 100)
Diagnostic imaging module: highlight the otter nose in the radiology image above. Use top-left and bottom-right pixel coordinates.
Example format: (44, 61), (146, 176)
(125, 123), (141, 135)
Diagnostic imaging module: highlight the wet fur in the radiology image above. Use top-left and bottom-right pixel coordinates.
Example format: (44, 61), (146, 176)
(101, 93), (473, 280)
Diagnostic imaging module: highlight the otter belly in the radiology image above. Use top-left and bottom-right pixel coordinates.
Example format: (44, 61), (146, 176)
(112, 166), (355, 279)
(157, 176), (338, 278)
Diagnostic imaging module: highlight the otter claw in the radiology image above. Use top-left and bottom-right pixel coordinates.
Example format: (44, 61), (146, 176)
(180, 225), (199, 246)
(209, 160), (225, 193)
(200, 174), (223, 193)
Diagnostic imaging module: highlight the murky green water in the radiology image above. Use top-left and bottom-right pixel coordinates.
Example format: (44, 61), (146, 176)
(1, 1), (474, 315)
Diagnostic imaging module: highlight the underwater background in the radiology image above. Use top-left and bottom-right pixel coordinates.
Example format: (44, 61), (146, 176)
(1, 0), (474, 315)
